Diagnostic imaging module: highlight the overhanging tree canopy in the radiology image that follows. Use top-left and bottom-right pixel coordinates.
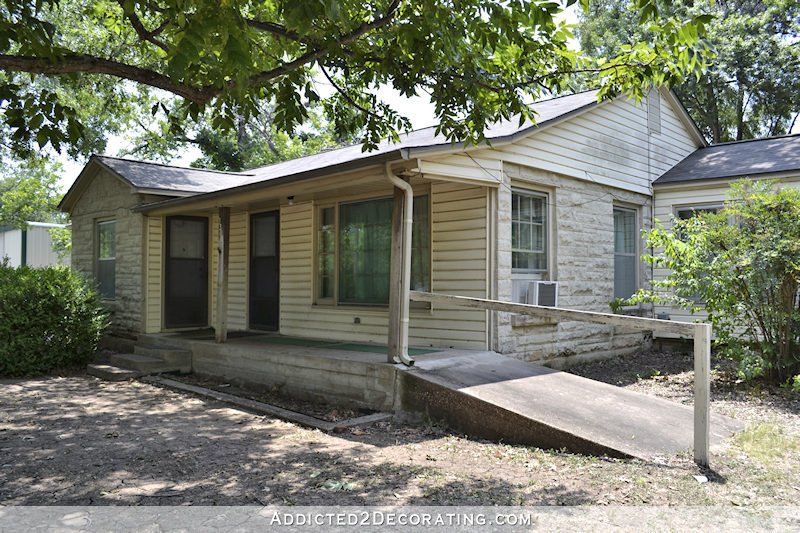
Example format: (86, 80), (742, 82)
(0, 0), (711, 157)
(578, 0), (800, 143)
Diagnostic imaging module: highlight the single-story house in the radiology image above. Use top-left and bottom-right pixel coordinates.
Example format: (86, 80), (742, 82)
(652, 134), (800, 326)
(60, 87), (707, 368)
(0, 221), (70, 268)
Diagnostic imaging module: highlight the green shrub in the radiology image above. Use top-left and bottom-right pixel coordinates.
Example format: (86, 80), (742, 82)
(0, 262), (109, 376)
(634, 180), (800, 386)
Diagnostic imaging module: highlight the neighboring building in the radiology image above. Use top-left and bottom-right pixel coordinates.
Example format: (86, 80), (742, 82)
(653, 134), (800, 326)
(60, 87), (705, 367)
(0, 222), (70, 268)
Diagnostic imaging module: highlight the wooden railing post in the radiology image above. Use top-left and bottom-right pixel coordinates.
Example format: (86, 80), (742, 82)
(693, 323), (711, 467)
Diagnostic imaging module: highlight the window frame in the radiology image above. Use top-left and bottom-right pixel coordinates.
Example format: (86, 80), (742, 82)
(673, 203), (724, 303)
(96, 219), (116, 301)
(511, 188), (549, 274)
(613, 206), (639, 300)
(674, 204), (724, 221)
(314, 193), (431, 307)
(315, 203), (338, 305)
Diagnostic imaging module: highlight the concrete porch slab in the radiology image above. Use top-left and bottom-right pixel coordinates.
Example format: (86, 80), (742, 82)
(398, 352), (742, 459)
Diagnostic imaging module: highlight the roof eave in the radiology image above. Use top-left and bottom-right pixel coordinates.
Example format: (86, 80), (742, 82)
(134, 149), (409, 214)
(654, 169), (800, 188)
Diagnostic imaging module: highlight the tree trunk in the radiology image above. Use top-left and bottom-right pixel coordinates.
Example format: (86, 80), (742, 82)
(704, 80), (722, 143)
(735, 78), (746, 142)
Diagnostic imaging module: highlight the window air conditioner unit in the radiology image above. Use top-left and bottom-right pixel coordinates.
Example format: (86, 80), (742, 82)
(526, 281), (558, 307)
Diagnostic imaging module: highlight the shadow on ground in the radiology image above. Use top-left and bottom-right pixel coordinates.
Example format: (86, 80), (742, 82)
(0, 376), (601, 506)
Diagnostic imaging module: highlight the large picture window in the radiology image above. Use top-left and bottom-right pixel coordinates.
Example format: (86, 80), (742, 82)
(512, 191), (547, 272)
(613, 207), (637, 300)
(317, 195), (430, 305)
(97, 220), (116, 300)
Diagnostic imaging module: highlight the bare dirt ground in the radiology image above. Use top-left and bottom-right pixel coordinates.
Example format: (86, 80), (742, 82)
(1, 350), (798, 506)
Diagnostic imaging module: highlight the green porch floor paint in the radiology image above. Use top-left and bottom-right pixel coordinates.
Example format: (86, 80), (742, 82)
(249, 335), (437, 355)
(250, 336), (332, 347)
(326, 343), (437, 356)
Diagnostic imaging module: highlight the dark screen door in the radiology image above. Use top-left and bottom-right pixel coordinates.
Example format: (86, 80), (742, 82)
(165, 216), (208, 329)
(249, 211), (279, 330)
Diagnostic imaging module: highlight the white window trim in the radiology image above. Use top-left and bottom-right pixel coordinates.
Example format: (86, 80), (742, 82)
(314, 203), (338, 305)
(96, 219), (116, 301)
(613, 205), (639, 300)
(674, 203), (724, 218)
(511, 187), (549, 275)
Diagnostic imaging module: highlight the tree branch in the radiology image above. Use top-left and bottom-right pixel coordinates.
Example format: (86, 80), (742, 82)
(117, 1), (170, 53)
(0, 54), (216, 104)
(245, 19), (301, 42)
(318, 62), (383, 120)
(245, 0), (402, 88)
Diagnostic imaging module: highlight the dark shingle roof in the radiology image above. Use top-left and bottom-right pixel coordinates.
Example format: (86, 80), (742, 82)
(95, 155), (257, 194)
(248, 90), (601, 182)
(654, 134), (800, 185)
(92, 91), (600, 196)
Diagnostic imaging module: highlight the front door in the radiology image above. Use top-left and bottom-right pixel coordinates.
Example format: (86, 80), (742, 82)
(165, 216), (209, 329)
(249, 211), (279, 330)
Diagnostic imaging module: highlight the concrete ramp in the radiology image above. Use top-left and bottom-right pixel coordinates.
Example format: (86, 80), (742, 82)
(398, 352), (740, 459)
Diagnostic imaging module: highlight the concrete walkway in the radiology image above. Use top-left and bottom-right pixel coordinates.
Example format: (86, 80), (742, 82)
(398, 352), (741, 459)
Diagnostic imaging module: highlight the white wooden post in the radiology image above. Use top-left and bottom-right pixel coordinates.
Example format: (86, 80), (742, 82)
(693, 323), (711, 467)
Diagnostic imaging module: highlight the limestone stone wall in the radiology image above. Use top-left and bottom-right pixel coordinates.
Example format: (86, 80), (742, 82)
(493, 163), (653, 367)
(70, 169), (149, 337)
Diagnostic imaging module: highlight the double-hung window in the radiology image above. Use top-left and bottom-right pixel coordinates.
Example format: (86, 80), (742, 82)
(511, 191), (547, 272)
(97, 220), (116, 300)
(613, 207), (637, 300)
(317, 195), (430, 305)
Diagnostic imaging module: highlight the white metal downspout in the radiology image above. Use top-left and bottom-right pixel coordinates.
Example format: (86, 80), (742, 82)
(384, 161), (415, 366)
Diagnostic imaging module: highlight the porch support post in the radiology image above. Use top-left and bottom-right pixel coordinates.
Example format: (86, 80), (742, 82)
(388, 185), (405, 362)
(215, 206), (231, 343)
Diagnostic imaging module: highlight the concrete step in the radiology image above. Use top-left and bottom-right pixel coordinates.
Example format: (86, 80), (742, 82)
(109, 353), (187, 374)
(134, 344), (192, 366)
(398, 352), (742, 460)
(87, 364), (141, 381)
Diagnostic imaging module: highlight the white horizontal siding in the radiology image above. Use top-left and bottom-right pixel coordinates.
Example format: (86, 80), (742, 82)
(455, 90), (700, 196)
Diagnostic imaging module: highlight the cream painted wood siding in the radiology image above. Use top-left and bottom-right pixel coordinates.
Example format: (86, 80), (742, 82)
(144, 216), (163, 333)
(275, 187), (489, 350)
(427, 181), (488, 346)
(468, 90), (699, 196)
(228, 211), (249, 331)
(278, 203), (314, 336)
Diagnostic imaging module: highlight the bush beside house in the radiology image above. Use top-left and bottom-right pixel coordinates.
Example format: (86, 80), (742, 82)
(0, 262), (108, 377)
(639, 180), (800, 388)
